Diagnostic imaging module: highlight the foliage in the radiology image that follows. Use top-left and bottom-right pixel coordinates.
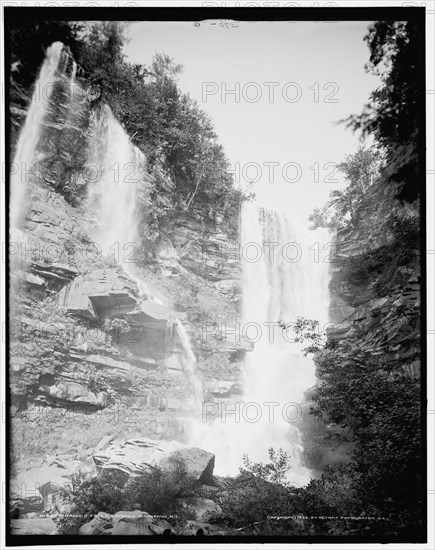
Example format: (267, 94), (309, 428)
(307, 339), (422, 532)
(102, 317), (131, 344)
(300, 408), (353, 472)
(278, 317), (326, 354)
(74, 22), (247, 230)
(9, 20), (247, 231)
(309, 142), (380, 231)
(342, 21), (423, 201)
(9, 297), (87, 384)
(275, 308), (422, 535)
(296, 465), (360, 518)
(58, 454), (201, 534)
(241, 448), (292, 485)
(218, 448), (304, 535)
(308, 204), (343, 232)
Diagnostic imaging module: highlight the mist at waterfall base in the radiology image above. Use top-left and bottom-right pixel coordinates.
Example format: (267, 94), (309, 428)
(192, 203), (330, 486)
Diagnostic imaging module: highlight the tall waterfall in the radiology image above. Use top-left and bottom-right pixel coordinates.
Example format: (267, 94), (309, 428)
(86, 103), (203, 409)
(193, 202), (329, 486)
(10, 42), (64, 231)
(87, 105), (146, 263)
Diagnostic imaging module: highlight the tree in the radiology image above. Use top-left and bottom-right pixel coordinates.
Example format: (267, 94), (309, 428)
(218, 448), (302, 534)
(308, 204), (343, 232)
(72, 22), (246, 229)
(309, 142), (380, 230)
(343, 21), (423, 201)
(337, 142), (381, 195)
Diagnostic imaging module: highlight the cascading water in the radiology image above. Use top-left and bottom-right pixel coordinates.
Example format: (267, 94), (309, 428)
(69, 61), (77, 99)
(175, 320), (204, 414)
(193, 202), (330, 486)
(86, 104), (204, 409)
(87, 105), (145, 262)
(10, 42), (64, 231)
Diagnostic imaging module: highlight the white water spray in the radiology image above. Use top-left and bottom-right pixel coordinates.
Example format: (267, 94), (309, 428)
(10, 42), (64, 231)
(175, 320), (204, 414)
(193, 202), (329, 485)
(87, 105), (144, 261)
(87, 105), (203, 409)
(70, 61), (77, 99)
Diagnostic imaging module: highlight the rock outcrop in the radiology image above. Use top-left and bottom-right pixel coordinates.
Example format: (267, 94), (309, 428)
(93, 437), (215, 484)
(156, 216), (240, 291)
(327, 178), (420, 374)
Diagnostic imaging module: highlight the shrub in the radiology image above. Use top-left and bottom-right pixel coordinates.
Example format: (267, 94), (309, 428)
(217, 448), (304, 535)
(58, 454), (201, 534)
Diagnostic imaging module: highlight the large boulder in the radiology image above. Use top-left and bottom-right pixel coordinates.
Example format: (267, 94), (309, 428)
(93, 437), (215, 484)
(58, 268), (175, 326)
(57, 268), (139, 321)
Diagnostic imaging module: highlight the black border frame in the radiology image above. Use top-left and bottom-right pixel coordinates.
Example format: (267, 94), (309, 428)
(2, 5), (427, 546)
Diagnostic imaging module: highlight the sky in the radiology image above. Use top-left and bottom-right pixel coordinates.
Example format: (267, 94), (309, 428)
(123, 20), (381, 224)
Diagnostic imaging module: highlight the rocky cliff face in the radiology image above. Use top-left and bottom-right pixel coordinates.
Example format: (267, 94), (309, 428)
(327, 177), (421, 376)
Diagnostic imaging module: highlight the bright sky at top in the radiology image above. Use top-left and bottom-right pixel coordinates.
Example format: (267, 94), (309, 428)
(124, 20), (381, 224)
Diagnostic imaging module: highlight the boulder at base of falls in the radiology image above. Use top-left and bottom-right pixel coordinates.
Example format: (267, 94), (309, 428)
(93, 437), (215, 484)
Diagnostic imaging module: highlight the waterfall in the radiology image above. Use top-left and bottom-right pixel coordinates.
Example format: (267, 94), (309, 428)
(175, 320), (204, 414)
(193, 202), (329, 486)
(86, 104), (203, 411)
(70, 61), (77, 99)
(87, 105), (145, 262)
(10, 42), (64, 231)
